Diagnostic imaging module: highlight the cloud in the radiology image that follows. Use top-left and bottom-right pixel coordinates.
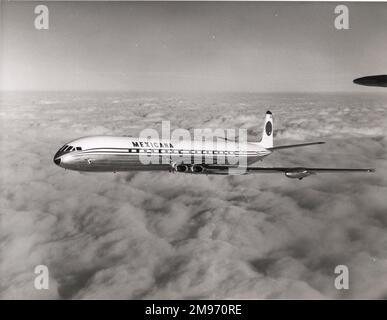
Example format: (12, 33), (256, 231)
(1, 91), (387, 299)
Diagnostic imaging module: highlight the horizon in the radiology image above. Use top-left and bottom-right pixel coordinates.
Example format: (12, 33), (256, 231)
(1, 89), (387, 95)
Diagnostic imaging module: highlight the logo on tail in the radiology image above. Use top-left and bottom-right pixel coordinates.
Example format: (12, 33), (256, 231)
(265, 121), (272, 136)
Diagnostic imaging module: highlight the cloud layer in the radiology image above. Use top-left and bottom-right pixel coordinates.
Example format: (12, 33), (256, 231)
(1, 91), (386, 299)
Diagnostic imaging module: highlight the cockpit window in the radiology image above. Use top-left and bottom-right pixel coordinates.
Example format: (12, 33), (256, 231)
(56, 145), (82, 159)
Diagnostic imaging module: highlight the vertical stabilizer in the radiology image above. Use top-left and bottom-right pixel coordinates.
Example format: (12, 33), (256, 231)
(260, 111), (273, 148)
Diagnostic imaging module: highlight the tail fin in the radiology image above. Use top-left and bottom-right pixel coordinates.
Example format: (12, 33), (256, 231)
(260, 111), (273, 148)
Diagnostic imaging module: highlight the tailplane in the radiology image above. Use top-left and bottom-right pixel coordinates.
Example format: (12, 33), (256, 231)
(268, 141), (325, 150)
(258, 111), (325, 150)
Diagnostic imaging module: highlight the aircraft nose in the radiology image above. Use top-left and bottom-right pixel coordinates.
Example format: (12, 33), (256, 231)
(53, 150), (62, 166)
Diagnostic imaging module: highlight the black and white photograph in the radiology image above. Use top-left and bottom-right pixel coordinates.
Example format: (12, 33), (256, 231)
(1, 0), (387, 305)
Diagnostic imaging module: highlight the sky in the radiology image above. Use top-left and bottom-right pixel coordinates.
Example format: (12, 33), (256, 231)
(2, 1), (387, 92)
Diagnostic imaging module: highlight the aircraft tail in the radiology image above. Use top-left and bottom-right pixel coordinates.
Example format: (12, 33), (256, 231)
(260, 111), (273, 148)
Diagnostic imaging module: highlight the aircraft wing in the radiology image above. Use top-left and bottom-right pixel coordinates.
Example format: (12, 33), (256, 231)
(353, 75), (387, 87)
(201, 165), (375, 179)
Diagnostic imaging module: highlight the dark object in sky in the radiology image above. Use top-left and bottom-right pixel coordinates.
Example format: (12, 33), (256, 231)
(353, 75), (387, 87)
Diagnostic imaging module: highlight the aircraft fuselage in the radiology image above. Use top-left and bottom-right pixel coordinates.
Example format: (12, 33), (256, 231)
(54, 136), (271, 173)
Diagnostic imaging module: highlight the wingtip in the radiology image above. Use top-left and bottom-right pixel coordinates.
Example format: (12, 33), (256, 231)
(368, 168), (376, 173)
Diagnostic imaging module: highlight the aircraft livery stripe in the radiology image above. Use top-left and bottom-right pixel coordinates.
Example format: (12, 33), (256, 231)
(81, 148), (263, 155)
(80, 151), (262, 157)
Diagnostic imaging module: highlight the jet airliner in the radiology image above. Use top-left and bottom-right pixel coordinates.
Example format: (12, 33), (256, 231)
(53, 111), (375, 179)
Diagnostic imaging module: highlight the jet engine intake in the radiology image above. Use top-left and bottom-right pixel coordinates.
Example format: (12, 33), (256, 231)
(176, 164), (189, 172)
(191, 165), (205, 173)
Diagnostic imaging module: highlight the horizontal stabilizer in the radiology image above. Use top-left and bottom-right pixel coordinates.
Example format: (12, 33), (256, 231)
(268, 141), (325, 150)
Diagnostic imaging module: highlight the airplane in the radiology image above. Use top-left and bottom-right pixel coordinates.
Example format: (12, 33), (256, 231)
(353, 75), (387, 87)
(53, 111), (375, 180)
